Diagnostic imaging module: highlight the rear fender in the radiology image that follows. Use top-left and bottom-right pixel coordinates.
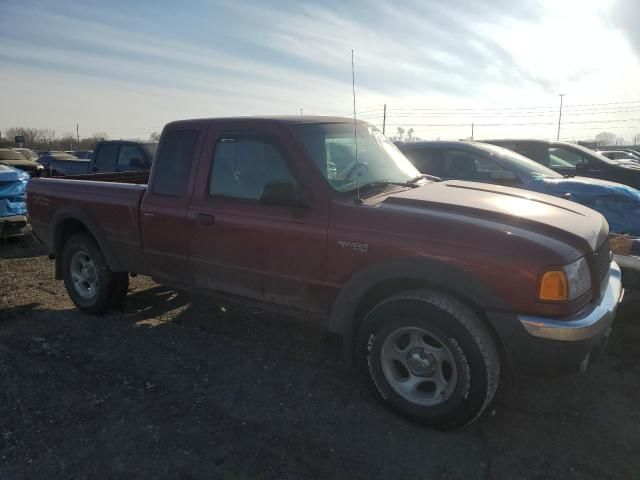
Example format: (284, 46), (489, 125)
(51, 207), (124, 278)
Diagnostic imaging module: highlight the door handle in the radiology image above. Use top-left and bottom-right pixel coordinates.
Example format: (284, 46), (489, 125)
(197, 213), (214, 226)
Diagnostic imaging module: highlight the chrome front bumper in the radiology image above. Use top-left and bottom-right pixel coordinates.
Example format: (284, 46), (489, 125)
(518, 262), (623, 342)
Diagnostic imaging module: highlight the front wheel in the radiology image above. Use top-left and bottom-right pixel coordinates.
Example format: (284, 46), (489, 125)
(357, 290), (500, 430)
(61, 233), (129, 314)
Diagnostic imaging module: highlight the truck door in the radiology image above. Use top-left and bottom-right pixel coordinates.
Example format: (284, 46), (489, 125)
(140, 128), (204, 287)
(186, 124), (330, 312)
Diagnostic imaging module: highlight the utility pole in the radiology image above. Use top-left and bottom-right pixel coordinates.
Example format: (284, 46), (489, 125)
(382, 104), (387, 135)
(556, 94), (564, 141)
(299, 108), (303, 116)
(471, 122), (475, 140)
(76, 122), (80, 144)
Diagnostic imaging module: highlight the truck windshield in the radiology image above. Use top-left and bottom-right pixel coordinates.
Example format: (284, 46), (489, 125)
(291, 122), (420, 192)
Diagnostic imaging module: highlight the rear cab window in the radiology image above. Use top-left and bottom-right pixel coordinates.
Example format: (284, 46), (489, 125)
(118, 145), (148, 170)
(93, 143), (118, 171)
(152, 130), (200, 196)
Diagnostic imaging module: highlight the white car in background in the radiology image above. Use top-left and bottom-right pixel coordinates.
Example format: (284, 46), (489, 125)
(597, 150), (640, 162)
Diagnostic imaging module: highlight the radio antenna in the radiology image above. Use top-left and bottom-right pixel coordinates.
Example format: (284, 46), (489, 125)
(352, 49), (361, 204)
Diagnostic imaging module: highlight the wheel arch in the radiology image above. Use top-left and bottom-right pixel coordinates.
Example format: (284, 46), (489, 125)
(328, 257), (509, 368)
(51, 207), (124, 279)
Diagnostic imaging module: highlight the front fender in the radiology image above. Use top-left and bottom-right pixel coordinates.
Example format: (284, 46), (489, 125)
(329, 256), (509, 367)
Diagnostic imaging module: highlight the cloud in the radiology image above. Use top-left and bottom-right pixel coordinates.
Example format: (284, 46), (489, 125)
(611, 0), (640, 60)
(0, 0), (639, 141)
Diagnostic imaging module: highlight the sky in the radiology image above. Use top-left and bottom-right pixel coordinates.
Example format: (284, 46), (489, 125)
(1, 0), (640, 142)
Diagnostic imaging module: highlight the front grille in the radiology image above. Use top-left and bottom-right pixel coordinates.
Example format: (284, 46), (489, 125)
(593, 238), (612, 288)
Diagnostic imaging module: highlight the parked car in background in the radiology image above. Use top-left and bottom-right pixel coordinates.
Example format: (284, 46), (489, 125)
(37, 142), (156, 176)
(66, 150), (93, 159)
(28, 116), (622, 429)
(12, 147), (39, 162)
(89, 140), (156, 173)
(398, 140), (640, 289)
(597, 150), (640, 162)
(0, 148), (44, 177)
(0, 164), (29, 237)
(483, 139), (640, 190)
(39, 152), (89, 176)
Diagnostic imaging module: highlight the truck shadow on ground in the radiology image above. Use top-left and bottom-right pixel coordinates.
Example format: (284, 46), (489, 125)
(2, 285), (640, 479)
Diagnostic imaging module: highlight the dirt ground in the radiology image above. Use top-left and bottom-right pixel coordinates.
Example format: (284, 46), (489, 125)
(1, 235), (639, 480)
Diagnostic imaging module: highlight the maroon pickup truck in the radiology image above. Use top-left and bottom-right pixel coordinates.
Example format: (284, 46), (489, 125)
(27, 116), (623, 429)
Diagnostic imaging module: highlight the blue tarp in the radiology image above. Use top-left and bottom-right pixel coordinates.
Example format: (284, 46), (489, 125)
(0, 165), (29, 218)
(527, 176), (640, 236)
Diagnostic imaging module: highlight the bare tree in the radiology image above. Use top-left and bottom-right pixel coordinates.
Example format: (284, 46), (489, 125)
(149, 131), (161, 141)
(405, 128), (415, 142)
(595, 131), (616, 146)
(91, 132), (109, 142)
(60, 133), (77, 149)
(36, 128), (56, 144)
(388, 126), (421, 143)
(5, 127), (40, 145)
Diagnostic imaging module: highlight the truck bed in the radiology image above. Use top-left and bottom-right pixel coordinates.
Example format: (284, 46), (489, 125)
(27, 176), (148, 274)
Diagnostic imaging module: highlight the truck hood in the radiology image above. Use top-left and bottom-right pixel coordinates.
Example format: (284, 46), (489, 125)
(380, 181), (607, 251)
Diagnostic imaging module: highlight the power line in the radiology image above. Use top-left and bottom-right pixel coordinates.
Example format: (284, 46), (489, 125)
(378, 99), (640, 113)
(379, 118), (640, 128)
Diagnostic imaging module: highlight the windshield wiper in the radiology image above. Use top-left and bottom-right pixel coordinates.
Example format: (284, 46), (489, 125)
(357, 180), (407, 191)
(408, 173), (442, 183)
(358, 175), (441, 192)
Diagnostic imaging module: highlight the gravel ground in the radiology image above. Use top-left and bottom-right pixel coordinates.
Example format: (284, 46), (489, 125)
(1, 235), (639, 479)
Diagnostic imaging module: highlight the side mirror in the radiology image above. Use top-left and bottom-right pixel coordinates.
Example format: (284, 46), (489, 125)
(260, 180), (305, 207)
(491, 170), (519, 184)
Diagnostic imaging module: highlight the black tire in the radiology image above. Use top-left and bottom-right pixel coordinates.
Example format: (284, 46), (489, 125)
(357, 290), (500, 430)
(61, 232), (129, 314)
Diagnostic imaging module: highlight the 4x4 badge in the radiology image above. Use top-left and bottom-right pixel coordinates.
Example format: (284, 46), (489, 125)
(337, 240), (368, 253)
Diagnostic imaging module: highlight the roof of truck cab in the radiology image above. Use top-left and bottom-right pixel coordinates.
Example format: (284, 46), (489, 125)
(164, 116), (361, 129)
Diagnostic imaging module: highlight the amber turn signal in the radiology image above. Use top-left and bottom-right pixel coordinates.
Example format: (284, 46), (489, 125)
(539, 270), (569, 301)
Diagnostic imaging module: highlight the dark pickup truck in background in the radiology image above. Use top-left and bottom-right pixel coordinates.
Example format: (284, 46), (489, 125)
(483, 139), (640, 190)
(41, 141), (157, 176)
(27, 116), (623, 429)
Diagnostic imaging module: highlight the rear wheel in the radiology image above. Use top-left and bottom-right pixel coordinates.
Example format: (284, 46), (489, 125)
(61, 233), (128, 314)
(357, 290), (500, 430)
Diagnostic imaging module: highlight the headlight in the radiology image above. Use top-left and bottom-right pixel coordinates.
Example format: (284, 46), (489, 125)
(538, 257), (591, 302)
(564, 257), (591, 300)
